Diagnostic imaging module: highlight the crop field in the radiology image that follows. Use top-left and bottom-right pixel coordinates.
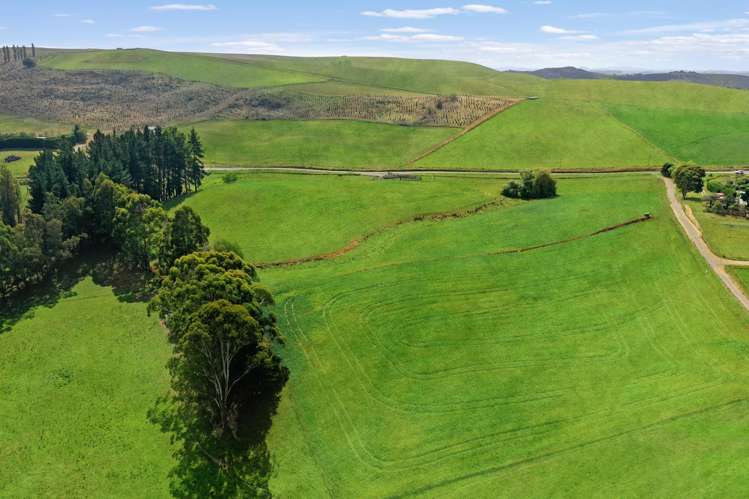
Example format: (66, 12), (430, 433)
(256, 174), (749, 496)
(0, 277), (173, 497)
(609, 106), (749, 166)
(685, 198), (749, 260)
(190, 119), (457, 168)
(173, 173), (502, 263)
(417, 100), (672, 170)
(41, 49), (324, 89)
(2, 150), (38, 176)
(218, 93), (517, 128)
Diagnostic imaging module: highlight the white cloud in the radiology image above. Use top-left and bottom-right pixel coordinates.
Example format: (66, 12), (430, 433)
(81, 19), (96, 24)
(541, 25), (582, 35)
(413, 33), (464, 41)
(365, 32), (463, 42)
(382, 27), (431, 33)
(560, 34), (599, 41)
(53, 13), (71, 17)
(130, 25), (163, 32)
(150, 3), (217, 11)
(462, 4), (508, 14)
(0, 26), (6, 31)
(622, 18), (749, 35)
(534, 1), (552, 4)
(362, 5), (508, 18)
(362, 8), (460, 19)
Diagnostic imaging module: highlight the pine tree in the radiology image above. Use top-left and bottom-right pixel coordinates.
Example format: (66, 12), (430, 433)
(0, 165), (21, 227)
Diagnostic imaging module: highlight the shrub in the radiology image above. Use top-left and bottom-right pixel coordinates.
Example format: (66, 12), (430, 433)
(661, 162), (674, 178)
(501, 181), (522, 199)
(22, 58), (36, 69)
(502, 171), (557, 200)
(222, 173), (238, 184)
(707, 180), (725, 193)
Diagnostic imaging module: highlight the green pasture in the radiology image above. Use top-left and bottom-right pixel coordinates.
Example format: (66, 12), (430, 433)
(609, 106), (749, 166)
(2, 150), (39, 177)
(417, 100), (672, 170)
(685, 197), (749, 260)
(41, 49), (324, 89)
(729, 267), (749, 294)
(4, 173), (749, 496)
(259, 174), (749, 496)
(0, 278), (173, 497)
(173, 173), (501, 263)
(189, 119), (457, 168)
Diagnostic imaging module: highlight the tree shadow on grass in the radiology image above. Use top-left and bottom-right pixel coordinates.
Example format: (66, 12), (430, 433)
(0, 249), (154, 335)
(90, 255), (153, 303)
(149, 368), (287, 498)
(0, 257), (89, 335)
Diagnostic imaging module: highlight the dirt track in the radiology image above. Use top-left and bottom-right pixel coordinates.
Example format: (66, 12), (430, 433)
(663, 177), (749, 311)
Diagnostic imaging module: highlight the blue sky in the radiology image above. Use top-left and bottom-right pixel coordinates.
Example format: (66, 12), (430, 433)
(2, 1), (749, 70)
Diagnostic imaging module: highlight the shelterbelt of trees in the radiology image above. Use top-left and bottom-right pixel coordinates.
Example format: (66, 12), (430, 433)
(0, 127), (287, 494)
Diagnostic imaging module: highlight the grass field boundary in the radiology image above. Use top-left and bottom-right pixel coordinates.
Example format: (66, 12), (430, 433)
(258, 205), (652, 269)
(406, 99), (524, 166)
(256, 198), (508, 268)
(602, 104), (678, 164)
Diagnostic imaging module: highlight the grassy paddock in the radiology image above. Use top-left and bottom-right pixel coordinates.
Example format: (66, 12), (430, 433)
(189, 119), (457, 169)
(609, 105), (749, 166)
(728, 267), (749, 294)
(173, 173), (500, 263)
(0, 277), (173, 497)
(684, 197), (749, 261)
(256, 175), (749, 497)
(2, 150), (39, 176)
(417, 100), (672, 170)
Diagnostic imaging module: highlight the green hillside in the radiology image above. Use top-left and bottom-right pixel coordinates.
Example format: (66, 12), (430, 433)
(41, 49), (325, 89)
(609, 106), (749, 166)
(27, 49), (749, 169)
(417, 99), (672, 170)
(190, 119), (457, 168)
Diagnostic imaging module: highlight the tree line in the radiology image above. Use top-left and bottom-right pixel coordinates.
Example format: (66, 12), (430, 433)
(0, 125), (87, 151)
(1, 44), (35, 64)
(0, 126), (286, 493)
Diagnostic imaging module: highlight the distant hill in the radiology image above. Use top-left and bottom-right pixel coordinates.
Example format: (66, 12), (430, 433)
(522, 66), (607, 80)
(616, 71), (749, 90)
(520, 66), (749, 90)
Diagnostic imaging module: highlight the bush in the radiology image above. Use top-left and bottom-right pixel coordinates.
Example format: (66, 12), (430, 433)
(707, 180), (725, 193)
(222, 173), (238, 184)
(502, 171), (557, 200)
(661, 162), (674, 178)
(501, 181), (521, 199)
(22, 58), (36, 69)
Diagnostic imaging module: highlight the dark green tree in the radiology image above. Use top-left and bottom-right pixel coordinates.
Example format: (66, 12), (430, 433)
(159, 206), (210, 271)
(0, 165), (21, 227)
(661, 162), (674, 178)
(533, 170), (557, 198)
(673, 165), (706, 199)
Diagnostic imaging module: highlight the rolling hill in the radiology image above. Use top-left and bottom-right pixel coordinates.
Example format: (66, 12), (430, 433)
(20, 49), (749, 169)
